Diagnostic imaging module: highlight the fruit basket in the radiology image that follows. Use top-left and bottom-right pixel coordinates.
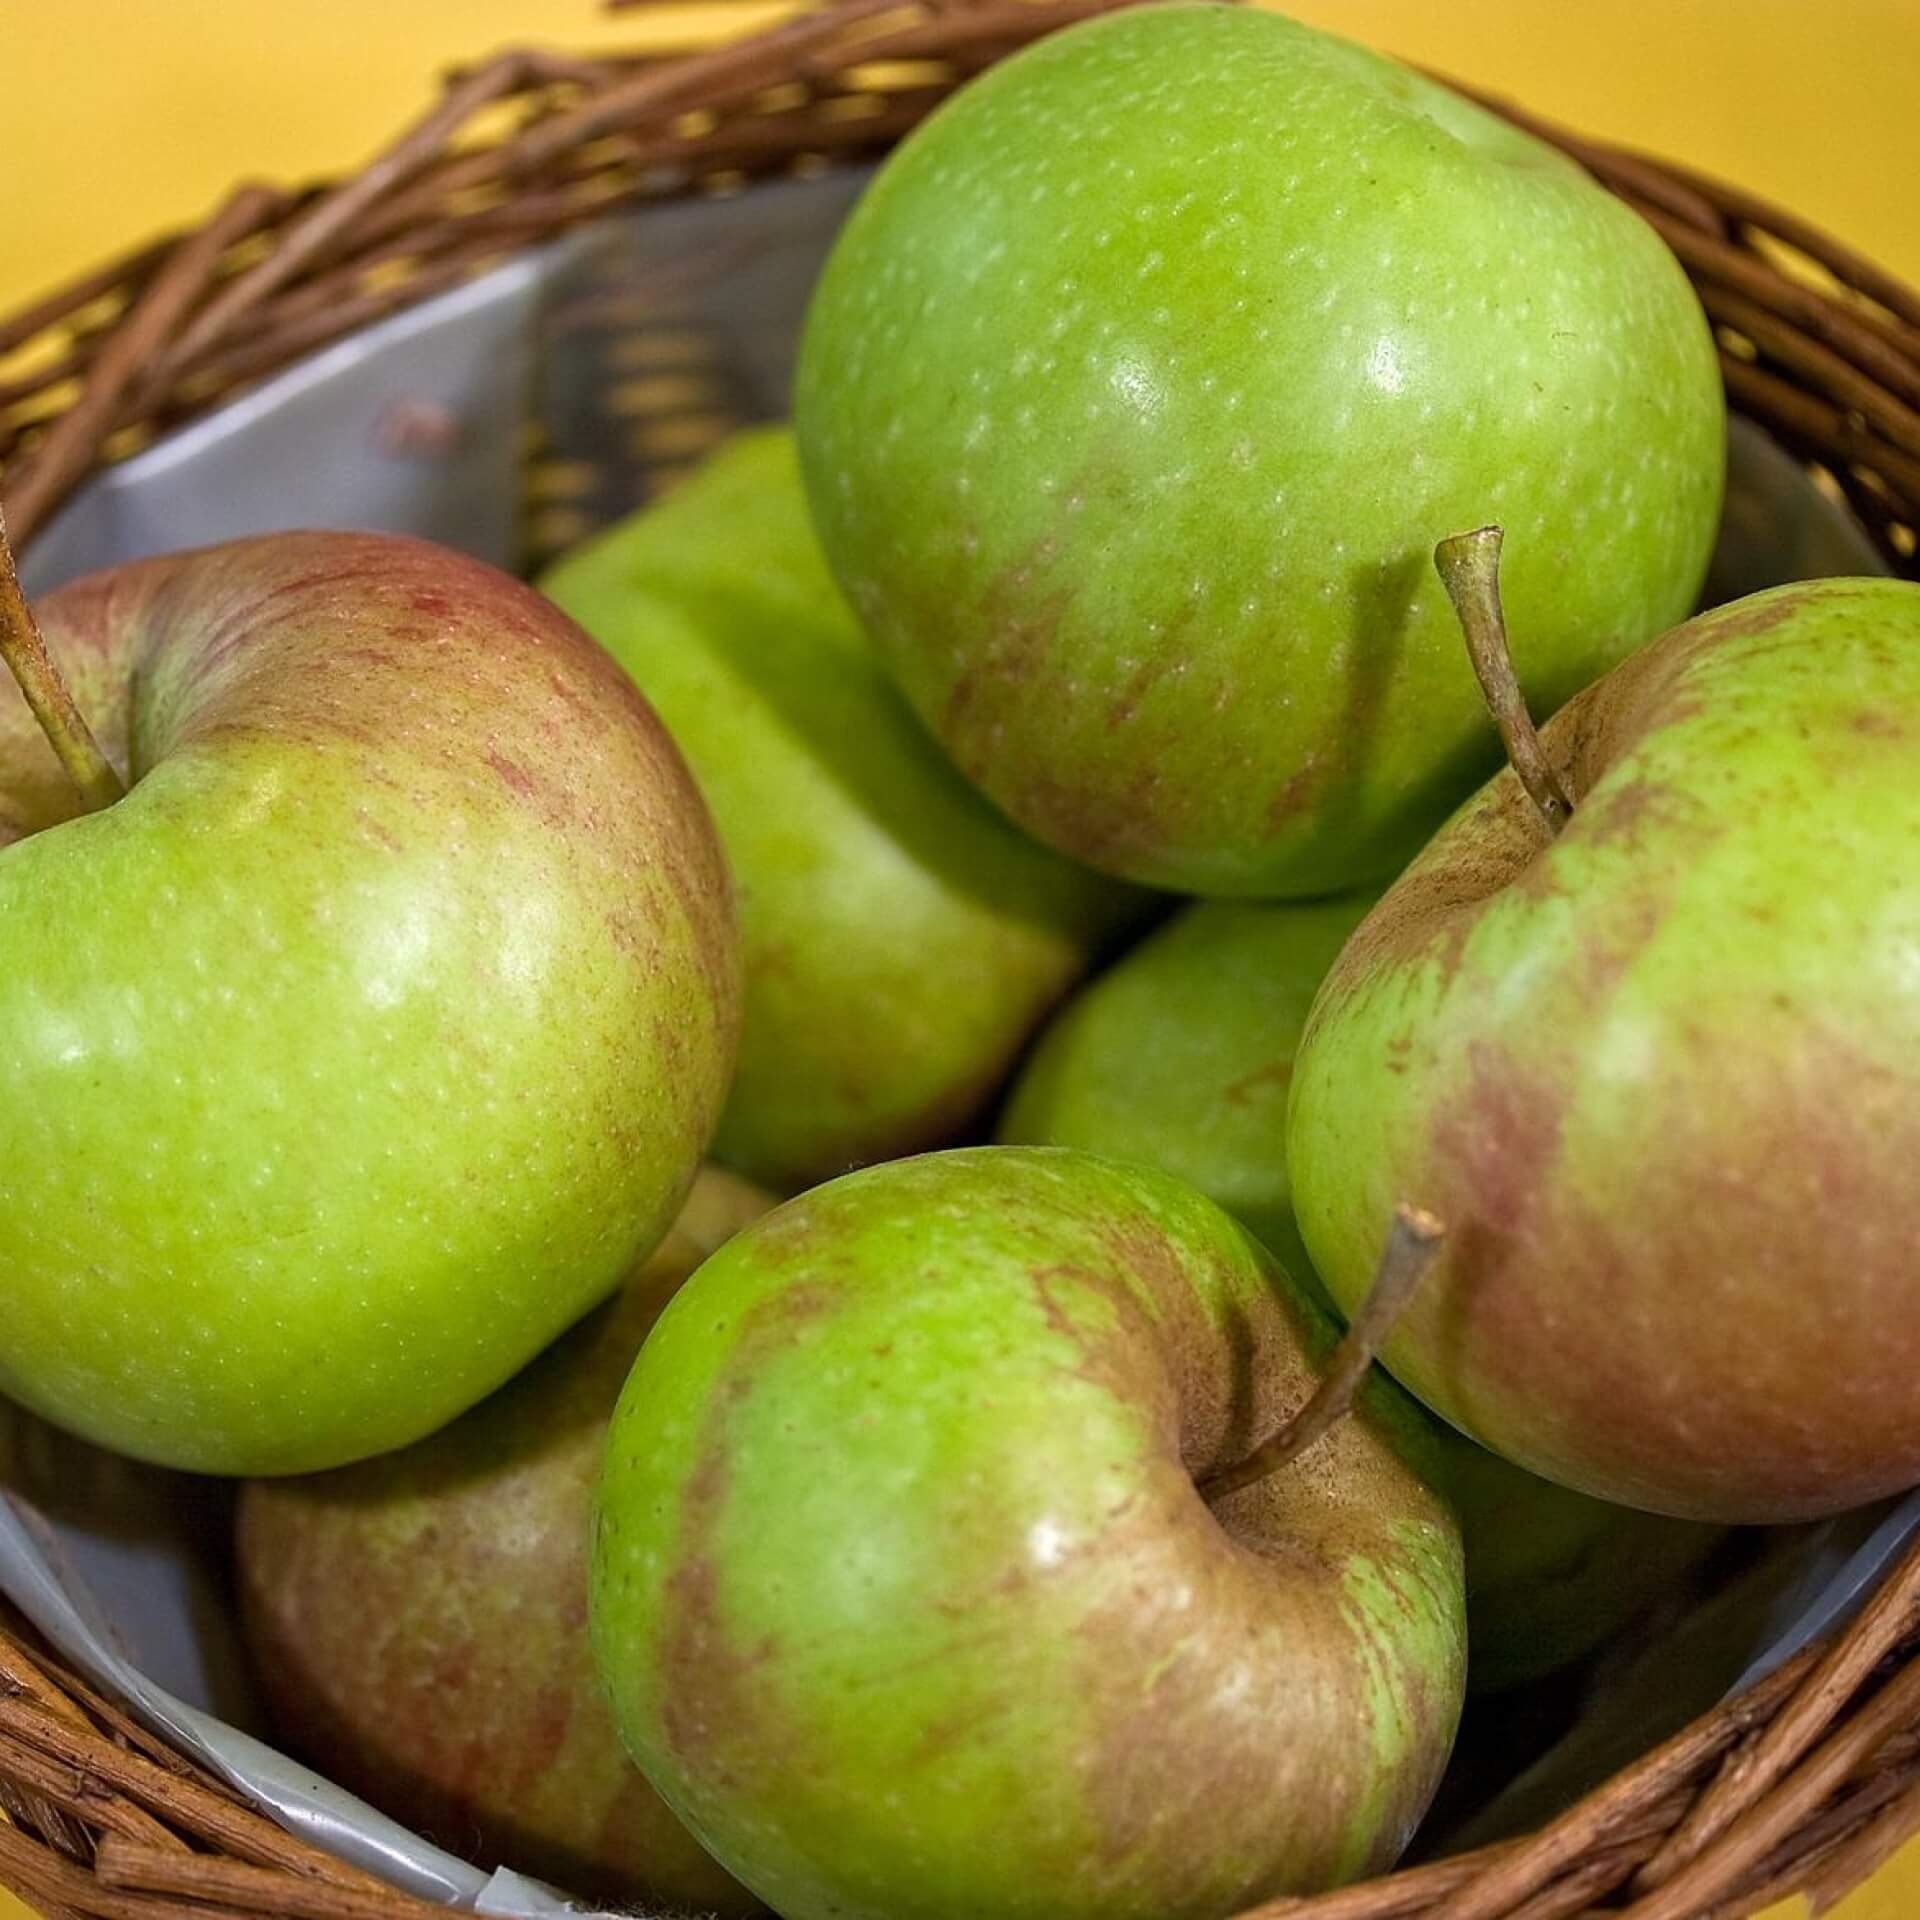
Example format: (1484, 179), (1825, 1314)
(2, 4), (1919, 1919)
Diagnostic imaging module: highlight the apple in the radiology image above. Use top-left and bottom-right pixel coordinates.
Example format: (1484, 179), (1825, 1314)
(1289, 560), (1920, 1522)
(998, 895), (1719, 1688)
(794, 2), (1724, 898)
(236, 1166), (770, 1914)
(1442, 1440), (1721, 1695)
(590, 1146), (1465, 1920)
(999, 893), (1375, 1285)
(0, 527), (737, 1476)
(539, 428), (1149, 1191)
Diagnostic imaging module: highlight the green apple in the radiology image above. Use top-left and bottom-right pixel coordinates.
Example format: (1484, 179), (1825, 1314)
(539, 428), (1148, 1190)
(794, 2), (1724, 897)
(999, 893), (1375, 1283)
(237, 1167), (770, 1913)
(998, 895), (1719, 1689)
(1442, 1441), (1720, 1695)
(1290, 572), (1920, 1522)
(591, 1146), (1465, 1920)
(0, 530), (737, 1475)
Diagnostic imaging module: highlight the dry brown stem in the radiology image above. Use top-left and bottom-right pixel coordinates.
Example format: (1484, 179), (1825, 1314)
(0, 512), (123, 808)
(1203, 1206), (1443, 1498)
(1434, 526), (1573, 838)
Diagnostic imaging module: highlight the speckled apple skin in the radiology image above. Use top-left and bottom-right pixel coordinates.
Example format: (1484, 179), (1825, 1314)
(1289, 579), (1920, 1522)
(541, 428), (1149, 1192)
(591, 1147), (1465, 1920)
(796, 3), (1725, 897)
(997, 900), (1718, 1689)
(236, 1168), (770, 1914)
(0, 532), (738, 1476)
(999, 893), (1375, 1283)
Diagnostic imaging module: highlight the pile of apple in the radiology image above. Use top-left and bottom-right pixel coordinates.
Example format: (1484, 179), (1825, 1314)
(3, 9), (1917, 1920)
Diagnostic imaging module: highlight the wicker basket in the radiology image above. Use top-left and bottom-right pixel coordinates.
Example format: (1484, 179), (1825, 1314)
(2, 4), (1920, 1917)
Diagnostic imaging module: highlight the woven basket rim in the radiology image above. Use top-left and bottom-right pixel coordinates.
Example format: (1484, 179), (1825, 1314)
(0, 6), (1918, 1919)
(0, 0), (1915, 571)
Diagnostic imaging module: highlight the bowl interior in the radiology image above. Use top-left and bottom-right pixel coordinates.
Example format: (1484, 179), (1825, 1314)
(0, 162), (1898, 1912)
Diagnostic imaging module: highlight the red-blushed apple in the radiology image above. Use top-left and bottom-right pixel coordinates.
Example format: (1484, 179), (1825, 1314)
(999, 893), (1379, 1287)
(539, 427), (1149, 1192)
(997, 894), (1721, 1687)
(236, 1167), (771, 1913)
(591, 1146), (1466, 1920)
(795, 4), (1724, 897)
(0, 528), (737, 1476)
(1290, 564), (1920, 1522)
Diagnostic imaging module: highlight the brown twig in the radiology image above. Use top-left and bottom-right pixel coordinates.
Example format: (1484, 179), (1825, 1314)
(0, 1623), (110, 1740)
(1241, 1791), (1698, 1919)
(1657, 158), (1920, 333)
(1617, 1656), (1920, 1919)
(1433, 525), (1573, 837)
(1239, 1842), (1525, 1920)
(1720, 346), (1920, 503)
(0, 234), (177, 360)
(4, 185), (283, 548)
(1700, 282), (1920, 463)
(0, 1729), (184, 1854)
(1496, 1838), (1647, 1920)
(1635, 1528), (1920, 1891)
(1638, 203), (1920, 407)
(0, 1818), (222, 1920)
(1716, 1749), (1920, 1912)
(1802, 1767), (1920, 1913)
(0, 1692), (387, 1890)
(7, 1638), (205, 1783)
(149, 52), (561, 387)
(1710, 1829), (1880, 1920)
(94, 1840), (450, 1920)
(1400, 1641), (1822, 1920)
(0, 0), (1909, 582)
(0, 343), (91, 413)
(1203, 1206), (1443, 1499)
(507, 0), (915, 175)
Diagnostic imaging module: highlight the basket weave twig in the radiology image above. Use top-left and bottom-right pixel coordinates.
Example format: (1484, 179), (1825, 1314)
(0, 0), (1916, 573)
(3, 1539), (1920, 1920)
(1, 3), (1919, 1917)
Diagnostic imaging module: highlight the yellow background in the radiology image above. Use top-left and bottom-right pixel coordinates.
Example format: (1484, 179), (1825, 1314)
(3, 3), (1917, 1917)
(4, 0), (1917, 308)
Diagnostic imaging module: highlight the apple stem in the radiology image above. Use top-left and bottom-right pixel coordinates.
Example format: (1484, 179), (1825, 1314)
(1434, 525), (1571, 837)
(1202, 1205), (1445, 1499)
(0, 509), (125, 813)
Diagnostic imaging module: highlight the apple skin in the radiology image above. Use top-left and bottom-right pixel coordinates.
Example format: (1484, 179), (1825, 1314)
(0, 532), (738, 1476)
(1442, 1441), (1720, 1695)
(591, 1146), (1465, 1920)
(794, 3), (1724, 897)
(540, 428), (1149, 1191)
(1289, 577), (1920, 1522)
(999, 894), (1375, 1285)
(997, 897), (1719, 1689)
(236, 1167), (770, 1914)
